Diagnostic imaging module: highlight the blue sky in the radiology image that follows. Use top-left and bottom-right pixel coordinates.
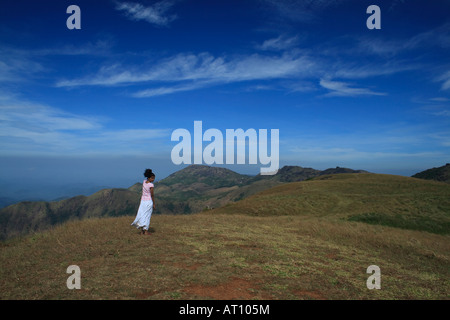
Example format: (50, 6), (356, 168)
(1, 0), (449, 200)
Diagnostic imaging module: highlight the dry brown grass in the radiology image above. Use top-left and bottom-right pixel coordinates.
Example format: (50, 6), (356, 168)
(1, 213), (448, 300)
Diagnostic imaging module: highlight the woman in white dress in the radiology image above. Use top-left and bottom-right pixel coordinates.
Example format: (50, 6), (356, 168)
(131, 169), (156, 235)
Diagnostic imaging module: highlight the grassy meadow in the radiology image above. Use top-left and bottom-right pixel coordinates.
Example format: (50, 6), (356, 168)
(0, 174), (449, 300)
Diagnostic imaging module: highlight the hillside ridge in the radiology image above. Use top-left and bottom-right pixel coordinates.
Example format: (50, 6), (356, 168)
(208, 173), (450, 235)
(1, 170), (449, 299)
(412, 163), (450, 184)
(2, 164), (445, 240)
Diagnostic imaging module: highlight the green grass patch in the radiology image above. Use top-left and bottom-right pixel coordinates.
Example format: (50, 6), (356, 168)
(347, 212), (450, 235)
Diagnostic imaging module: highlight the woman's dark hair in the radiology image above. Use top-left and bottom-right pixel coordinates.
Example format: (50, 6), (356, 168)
(144, 169), (155, 178)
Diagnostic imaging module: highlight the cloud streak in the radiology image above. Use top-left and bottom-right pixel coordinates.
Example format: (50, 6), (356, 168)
(257, 35), (300, 51)
(115, 0), (177, 27)
(437, 70), (450, 91)
(56, 51), (319, 97)
(0, 47), (45, 83)
(0, 100), (170, 156)
(261, 0), (350, 23)
(52, 19), (445, 99)
(319, 78), (386, 97)
(356, 22), (450, 58)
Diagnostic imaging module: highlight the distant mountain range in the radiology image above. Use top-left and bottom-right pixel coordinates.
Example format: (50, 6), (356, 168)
(412, 163), (450, 184)
(0, 164), (367, 240)
(2, 163), (449, 241)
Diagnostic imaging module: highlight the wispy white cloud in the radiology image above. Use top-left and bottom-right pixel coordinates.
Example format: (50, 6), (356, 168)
(257, 35), (300, 51)
(261, 0), (350, 23)
(0, 40), (115, 85)
(437, 70), (450, 91)
(51, 21), (431, 99)
(432, 110), (450, 117)
(0, 99), (170, 156)
(430, 97), (450, 102)
(282, 125), (449, 174)
(331, 61), (417, 79)
(132, 80), (215, 98)
(319, 78), (386, 97)
(289, 146), (442, 161)
(51, 20), (427, 99)
(56, 45), (407, 98)
(411, 96), (450, 122)
(0, 47), (45, 83)
(56, 51), (319, 97)
(428, 131), (450, 147)
(58, 53), (229, 86)
(286, 144), (447, 175)
(35, 39), (114, 56)
(115, 0), (177, 27)
(0, 103), (100, 154)
(93, 128), (170, 144)
(0, 104), (100, 132)
(357, 22), (450, 57)
(388, 0), (406, 12)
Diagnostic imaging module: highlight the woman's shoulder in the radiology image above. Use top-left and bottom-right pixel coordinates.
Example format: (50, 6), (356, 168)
(143, 180), (154, 187)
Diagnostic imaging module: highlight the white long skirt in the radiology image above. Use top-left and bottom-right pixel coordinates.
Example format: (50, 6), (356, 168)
(131, 200), (153, 231)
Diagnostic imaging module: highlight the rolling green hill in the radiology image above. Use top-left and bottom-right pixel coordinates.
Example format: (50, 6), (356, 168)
(1, 172), (449, 300)
(209, 173), (450, 235)
(412, 163), (450, 184)
(153, 164), (368, 214)
(0, 164), (366, 240)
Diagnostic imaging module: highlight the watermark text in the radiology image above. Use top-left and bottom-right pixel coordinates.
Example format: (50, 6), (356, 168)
(171, 121), (279, 175)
